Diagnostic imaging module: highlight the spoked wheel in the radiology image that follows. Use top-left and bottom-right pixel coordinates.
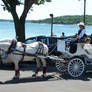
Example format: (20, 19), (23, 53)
(55, 60), (68, 73)
(68, 58), (85, 78)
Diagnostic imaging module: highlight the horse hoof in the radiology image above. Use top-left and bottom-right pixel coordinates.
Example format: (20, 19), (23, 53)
(32, 74), (37, 77)
(13, 76), (19, 80)
(42, 74), (46, 78)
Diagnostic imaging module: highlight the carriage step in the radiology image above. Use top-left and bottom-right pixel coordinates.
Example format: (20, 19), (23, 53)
(86, 62), (92, 65)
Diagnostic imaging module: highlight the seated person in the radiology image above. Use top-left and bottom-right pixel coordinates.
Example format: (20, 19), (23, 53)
(77, 22), (87, 42)
(74, 22), (87, 43)
(69, 22), (87, 53)
(84, 38), (92, 55)
(85, 37), (91, 44)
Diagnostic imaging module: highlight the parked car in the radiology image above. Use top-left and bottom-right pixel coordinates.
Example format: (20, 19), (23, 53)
(23, 36), (66, 54)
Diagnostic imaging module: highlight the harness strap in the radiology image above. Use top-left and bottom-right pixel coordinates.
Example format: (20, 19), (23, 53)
(36, 42), (44, 55)
(19, 43), (26, 62)
(8, 40), (17, 54)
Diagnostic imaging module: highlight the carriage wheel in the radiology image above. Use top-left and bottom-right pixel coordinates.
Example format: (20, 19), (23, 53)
(68, 58), (85, 78)
(55, 60), (68, 73)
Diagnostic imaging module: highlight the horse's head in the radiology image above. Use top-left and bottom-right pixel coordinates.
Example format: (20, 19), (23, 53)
(0, 39), (16, 58)
(0, 38), (17, 53)
(0, 42), (10, 58)
(0, 42), (10, 51)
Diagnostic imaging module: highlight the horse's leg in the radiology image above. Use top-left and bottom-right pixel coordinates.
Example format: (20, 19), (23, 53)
(14, 61), (20, 78)
(41, 58), (47, 77)
(32, 58), (41, 77)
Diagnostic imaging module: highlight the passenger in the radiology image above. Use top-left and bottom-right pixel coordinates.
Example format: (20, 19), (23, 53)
(84, 38), (92, 55)
(85, 38), (91, 44)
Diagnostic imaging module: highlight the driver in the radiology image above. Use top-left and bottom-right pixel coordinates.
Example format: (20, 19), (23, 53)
(77, 22), (87, 42)
(69, 22), (87, 53)
(70, 22), (87, 45)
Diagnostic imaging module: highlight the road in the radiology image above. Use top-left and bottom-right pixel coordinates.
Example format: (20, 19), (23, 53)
(0, 64), (92, 92)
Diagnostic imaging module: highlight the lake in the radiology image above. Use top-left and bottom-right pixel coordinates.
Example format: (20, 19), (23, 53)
(0, 21), (92, 39)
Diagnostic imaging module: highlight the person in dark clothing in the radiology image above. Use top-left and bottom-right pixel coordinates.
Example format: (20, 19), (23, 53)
(77, 22), (87, 42)
(70, 22), (87, 53)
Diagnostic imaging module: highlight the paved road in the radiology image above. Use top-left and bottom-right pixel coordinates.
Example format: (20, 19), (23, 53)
(0, 64), (92, 92)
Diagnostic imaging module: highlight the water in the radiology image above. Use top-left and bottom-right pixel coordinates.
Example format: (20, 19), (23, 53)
(0, 21), (92, 39)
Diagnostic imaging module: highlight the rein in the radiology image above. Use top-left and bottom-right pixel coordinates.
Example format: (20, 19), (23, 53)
(19, 43), (26, 62)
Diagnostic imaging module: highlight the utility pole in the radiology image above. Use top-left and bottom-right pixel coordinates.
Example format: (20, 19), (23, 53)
(84, 0), (86, 25)
(50, 14), (53, 36)
(78, 0), (86, 24)
(79, 0), (86, 24)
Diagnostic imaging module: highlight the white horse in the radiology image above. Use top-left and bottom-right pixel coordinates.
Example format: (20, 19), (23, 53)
(0, 38), (48, 78)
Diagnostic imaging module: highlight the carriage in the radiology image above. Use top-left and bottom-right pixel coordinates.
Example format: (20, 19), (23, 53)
(55, 38), (92, 78)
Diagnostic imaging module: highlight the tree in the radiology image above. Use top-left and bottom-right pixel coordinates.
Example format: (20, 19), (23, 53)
(1, 0), (51, 42)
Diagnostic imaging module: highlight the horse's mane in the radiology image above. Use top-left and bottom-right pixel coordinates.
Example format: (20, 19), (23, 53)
(0, 38), (13, 43)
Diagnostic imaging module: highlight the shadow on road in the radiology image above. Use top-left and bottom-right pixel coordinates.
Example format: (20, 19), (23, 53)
(0, 63), (92, 84)
(60, 71), (92, 81)
(0, 75), (59, 85)
(0, 72), (92, 85)
(0, 63), (60, 85)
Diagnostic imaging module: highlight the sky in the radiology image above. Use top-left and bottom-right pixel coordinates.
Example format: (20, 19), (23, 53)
(0, 0), (92, 20)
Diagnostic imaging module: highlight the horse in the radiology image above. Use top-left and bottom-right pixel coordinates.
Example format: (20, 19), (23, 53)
(0, 38), (49, 78)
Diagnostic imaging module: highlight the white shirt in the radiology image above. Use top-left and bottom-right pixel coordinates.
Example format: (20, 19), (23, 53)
(78, 28), (86, 39)
(84, 44), (92, 55)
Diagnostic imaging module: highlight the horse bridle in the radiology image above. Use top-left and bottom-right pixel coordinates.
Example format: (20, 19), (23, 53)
(0, 48), (8, 59)
(0, 39), (17, 59)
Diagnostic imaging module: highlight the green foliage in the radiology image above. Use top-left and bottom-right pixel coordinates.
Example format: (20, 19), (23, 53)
(1, 0), (51, 11)
(32, 15), (92, 25)
(1, 0), (21, 12)
(1, 0), (51, 41)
